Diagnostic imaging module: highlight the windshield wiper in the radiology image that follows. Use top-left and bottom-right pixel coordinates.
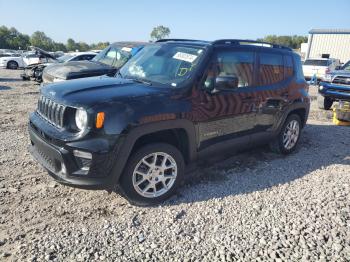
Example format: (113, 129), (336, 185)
(130, 77), (152, 86)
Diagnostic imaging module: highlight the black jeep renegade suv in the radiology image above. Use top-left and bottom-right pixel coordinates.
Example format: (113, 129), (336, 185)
(29, 39), (310, 205)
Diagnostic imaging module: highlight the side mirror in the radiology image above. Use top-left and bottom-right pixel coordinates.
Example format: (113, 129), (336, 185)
(215, 76), (239, 90)
(335, 66), (341, 70)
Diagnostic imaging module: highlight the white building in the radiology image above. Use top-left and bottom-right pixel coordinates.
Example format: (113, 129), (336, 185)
(306, 29), (350, 63)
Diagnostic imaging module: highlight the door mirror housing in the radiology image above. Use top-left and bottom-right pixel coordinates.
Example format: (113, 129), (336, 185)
(215, 76), (239, 90)
(335, 66), (341, 70)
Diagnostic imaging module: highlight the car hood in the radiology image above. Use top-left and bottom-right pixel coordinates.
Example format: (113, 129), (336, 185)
(330, 70), (350, 77)
(30, 46), (56, 60)
(44, 61), (114, 79)
(41, 76), (169, 108)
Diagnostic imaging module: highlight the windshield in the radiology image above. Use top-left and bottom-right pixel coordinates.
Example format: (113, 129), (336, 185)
(92, 45), (132, 67)
(57, 54), (74, 63)
(342, 61), (350, 71)
(119, 44), (205, 86)
(303, 59), (328, 66)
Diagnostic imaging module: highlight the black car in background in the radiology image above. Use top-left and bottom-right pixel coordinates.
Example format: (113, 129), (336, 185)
(41, 42), (147, 84)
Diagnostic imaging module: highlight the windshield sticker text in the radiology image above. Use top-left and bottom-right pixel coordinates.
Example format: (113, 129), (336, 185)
(173, 52), (198, 63)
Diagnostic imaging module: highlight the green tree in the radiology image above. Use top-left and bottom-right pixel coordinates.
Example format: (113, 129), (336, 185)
(150, 25), (170, 41)
(77, 41), (90, 51)
(30, 31), (54, 50)
(52, 42), (67, 52)
(66, 38), (77, 51)
(0, 26), (30, 50)
(257, 35), (307, 49)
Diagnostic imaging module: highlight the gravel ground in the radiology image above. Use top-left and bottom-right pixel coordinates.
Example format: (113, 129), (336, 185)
(0, 69), (349, 261)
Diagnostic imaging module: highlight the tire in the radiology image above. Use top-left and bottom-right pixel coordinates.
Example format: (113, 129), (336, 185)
(317, 94), (333, 110)
(119, 143), (185, 206)
(269, 114), (302, 155)
(7, 61), (18, 70)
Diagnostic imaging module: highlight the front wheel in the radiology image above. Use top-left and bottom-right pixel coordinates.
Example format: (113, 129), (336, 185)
(317, 94), (333, 110)
(119, 143), (185, 206)
(269, 114), (302, 154)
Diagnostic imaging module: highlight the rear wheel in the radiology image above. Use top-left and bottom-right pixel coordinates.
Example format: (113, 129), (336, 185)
(269, 114), (301, 154)
(119, 143), (184, 206)
(317, 94), (333, 110)
(7, 61), (18, 70)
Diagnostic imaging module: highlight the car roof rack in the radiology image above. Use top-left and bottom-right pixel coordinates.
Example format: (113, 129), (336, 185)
(212, 39), (292, 51)
(156, 39), (209, 43)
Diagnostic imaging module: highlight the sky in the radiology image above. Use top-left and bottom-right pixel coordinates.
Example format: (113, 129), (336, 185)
(0, 0), (349, 44)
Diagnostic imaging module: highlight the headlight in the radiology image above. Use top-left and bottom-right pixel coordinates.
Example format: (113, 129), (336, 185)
(75, 109), (88, 131)
(319, 85), (324, 91)
(53, 77), (64, 82)
(323, 74), (332, 82)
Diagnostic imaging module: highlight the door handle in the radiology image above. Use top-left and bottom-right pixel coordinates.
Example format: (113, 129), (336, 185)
(242, 96), (254, 102)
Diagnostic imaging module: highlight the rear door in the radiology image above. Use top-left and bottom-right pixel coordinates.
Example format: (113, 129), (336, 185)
(253, 51), (293, 132)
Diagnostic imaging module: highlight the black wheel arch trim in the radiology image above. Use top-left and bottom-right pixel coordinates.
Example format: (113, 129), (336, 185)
(278, 101), (309, 131)
(108, 119), (197, 185)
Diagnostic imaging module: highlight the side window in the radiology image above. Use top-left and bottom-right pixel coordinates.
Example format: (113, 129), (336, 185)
(293, 55), (305, 80)
(284, 55), (294, 78)
(112, 50), (131, 68)
(204, 50), (255, 89)
(86, 55), (95, 60)
(259, 53), (284, 86)
(71, 56), (81, 61)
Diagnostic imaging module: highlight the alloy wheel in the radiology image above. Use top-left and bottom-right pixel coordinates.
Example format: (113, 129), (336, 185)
(132, 152), (177, 198)
(282, 120), (300, 150)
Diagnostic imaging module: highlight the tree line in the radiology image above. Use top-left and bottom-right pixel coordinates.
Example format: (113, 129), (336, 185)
(0, 26), (110, 52)
(0, 25), (308, 52)
(257, 35), (308, 49)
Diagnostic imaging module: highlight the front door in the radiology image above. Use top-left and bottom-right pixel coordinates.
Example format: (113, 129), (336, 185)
(186, 48), (259, 150)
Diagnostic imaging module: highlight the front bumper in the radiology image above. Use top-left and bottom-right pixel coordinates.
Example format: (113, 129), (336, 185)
(319, 82), (350, 101)
(28, 114), (121, 189)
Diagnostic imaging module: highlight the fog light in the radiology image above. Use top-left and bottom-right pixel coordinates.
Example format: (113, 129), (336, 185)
(73, 150), (92, 172)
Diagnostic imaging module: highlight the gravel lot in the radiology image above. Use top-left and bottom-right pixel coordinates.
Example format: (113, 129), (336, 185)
(0, 69), (349, 261)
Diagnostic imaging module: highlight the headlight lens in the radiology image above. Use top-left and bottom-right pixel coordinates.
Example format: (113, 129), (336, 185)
(323, 74), (332, 82)
(319, 85), (324, 91)
(75, 109), (88, 131)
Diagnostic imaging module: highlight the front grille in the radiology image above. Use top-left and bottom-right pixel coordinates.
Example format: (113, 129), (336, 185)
(332, 76), (350, 86)
(37, 96), (66, 128)
(327, 88), (350, 94)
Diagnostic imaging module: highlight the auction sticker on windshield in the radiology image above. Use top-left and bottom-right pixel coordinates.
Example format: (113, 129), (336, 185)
(173, 52), (198, 63)
(122, 47), (132, 52)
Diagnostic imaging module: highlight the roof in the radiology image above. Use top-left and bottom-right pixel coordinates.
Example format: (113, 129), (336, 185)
(68, 51), (97, 56)
(309, 29), (350, 34)
(156, 39), (292, 51)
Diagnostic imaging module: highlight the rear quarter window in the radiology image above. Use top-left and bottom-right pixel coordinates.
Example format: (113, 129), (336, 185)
(284, 55), (294, 78)
(293, 54), (305, 81)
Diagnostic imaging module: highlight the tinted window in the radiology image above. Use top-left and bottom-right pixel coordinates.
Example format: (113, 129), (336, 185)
(284, 55), (294, 78)
(343, 61), (350, 71)
(293, 55), (305, 80)
(259, 53), (284, 86)
(303, 59), (328, 66)
(204, 50), (254, 89)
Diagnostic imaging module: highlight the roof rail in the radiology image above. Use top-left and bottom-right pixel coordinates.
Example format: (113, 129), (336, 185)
(212, 39), (292, 51)
(155, 39), (207, 43)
